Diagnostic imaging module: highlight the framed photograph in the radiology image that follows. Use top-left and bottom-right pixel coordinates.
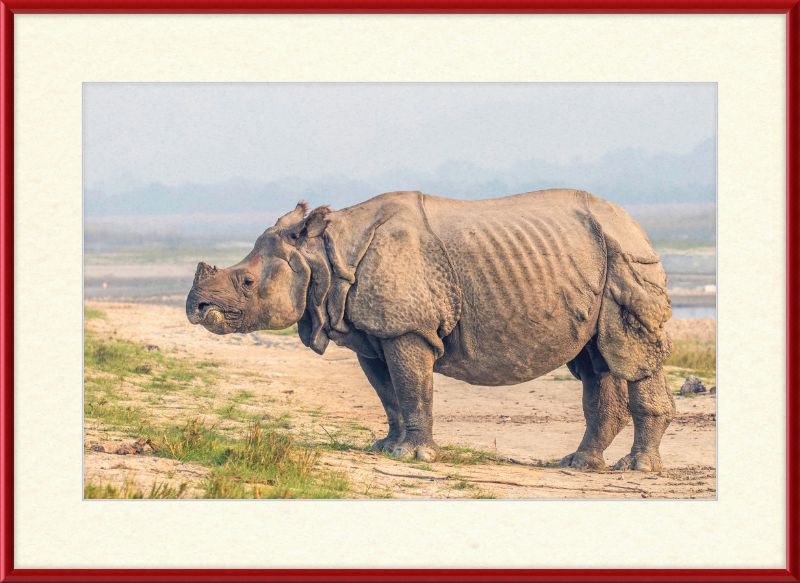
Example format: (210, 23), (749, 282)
(1, 4), (797, 582)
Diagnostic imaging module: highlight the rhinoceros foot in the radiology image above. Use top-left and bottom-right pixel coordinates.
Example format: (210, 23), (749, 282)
(558, 451), (606, 471)
(391, 437), (440, 462)
(613, 451), (663, 472)
(370, 436), (401, 453)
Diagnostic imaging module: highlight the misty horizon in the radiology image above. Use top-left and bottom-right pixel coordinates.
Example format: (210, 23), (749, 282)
(85, 137), (715, 218)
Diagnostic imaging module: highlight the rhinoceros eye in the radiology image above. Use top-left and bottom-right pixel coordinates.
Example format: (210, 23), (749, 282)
(243, 277), (255, 287)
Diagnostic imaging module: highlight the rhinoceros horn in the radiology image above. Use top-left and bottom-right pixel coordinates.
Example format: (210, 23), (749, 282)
(193, 261), (218, 284)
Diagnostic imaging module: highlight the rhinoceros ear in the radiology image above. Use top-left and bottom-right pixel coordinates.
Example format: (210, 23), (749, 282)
(304, 206), (331, 238)
(268, 201), (309, 233)
(283, 205), (331, 247)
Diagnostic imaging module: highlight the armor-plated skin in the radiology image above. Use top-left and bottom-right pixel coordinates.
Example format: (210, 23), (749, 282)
(424, 192), (607, 386)
(186, 189), (675, 471)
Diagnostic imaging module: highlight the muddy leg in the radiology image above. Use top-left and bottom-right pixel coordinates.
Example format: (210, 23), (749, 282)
(560, 347), (631, 470)
(613, 367), (675, 472)
(381, 333), (439, 462)
(357, 355), (406, 452)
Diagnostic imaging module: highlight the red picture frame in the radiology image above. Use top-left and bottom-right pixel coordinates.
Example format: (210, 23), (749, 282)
(1, 4), (798, 582)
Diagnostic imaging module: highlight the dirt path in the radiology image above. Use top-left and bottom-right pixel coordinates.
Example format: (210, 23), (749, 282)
(84, 301), (717, 499)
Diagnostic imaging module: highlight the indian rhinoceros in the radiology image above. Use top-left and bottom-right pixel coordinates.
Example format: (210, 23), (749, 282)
(186, 189), (675, 471)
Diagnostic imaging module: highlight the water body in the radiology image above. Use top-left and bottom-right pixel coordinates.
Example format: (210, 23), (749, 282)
(671, 306), (716, 320)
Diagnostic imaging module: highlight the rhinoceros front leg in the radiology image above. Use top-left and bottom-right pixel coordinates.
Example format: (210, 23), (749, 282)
(614, 367), (675, 472)
(357, 355), (406, 452)
(381, 333), (439, 462)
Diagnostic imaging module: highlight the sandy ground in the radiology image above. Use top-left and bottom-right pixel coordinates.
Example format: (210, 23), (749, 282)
(84, 301), (716, 499)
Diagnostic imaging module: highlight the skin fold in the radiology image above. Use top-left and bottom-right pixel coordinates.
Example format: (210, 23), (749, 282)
(186, 189), (674, 470)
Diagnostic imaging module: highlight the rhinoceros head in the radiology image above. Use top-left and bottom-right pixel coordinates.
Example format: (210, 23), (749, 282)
(185, 201), (330, 335)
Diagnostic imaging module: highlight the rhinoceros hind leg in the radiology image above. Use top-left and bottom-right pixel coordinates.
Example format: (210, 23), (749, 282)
(357, 354), (406, 452)
(560, 343), (630, 471)
(381, 334), (440, 462)
(613, 367), (674, 472)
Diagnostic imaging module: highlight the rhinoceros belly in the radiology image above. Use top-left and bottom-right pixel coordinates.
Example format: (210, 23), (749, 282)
(425, 191), (606, 386)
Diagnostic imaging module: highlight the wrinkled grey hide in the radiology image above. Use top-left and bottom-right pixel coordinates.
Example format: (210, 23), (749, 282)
(187, 190), (675, 471)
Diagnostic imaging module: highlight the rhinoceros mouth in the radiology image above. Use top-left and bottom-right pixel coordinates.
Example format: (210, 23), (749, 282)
(199, 307), (229, 333)
(187, 295), (245, 333)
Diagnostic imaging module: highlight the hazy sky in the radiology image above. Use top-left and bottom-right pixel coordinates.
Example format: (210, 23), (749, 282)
(84, 83), (716, 193)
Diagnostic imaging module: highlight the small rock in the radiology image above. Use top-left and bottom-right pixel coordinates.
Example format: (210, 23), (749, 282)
(681, 375), (706, 395)
(709, 386), (716, 395)
(144, 345), (160, 351)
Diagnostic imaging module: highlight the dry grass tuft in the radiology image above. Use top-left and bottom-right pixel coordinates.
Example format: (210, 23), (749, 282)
(664, 340), (716, 374)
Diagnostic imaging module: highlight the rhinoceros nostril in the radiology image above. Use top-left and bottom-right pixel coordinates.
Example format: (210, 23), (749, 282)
(198, 302), (210, 314)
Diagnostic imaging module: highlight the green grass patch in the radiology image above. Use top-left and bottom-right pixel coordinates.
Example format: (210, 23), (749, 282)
(84, 334), (161, 377)
(189, 386), (216, 399)
(254, 325), (297, 336)
(552, 375), (576, 381)
(475, 491), (499, 499)
(303, 417), (374, 453)
(85, 334), (222, 396)
(216, 403), (246, 422)
(532, 459), (561, 468)
(215, 403), (291, 429)
(150, 418), (350, 499)
(142, 395), (167, 406)
(84, 396), (148, 429)
(664, 340), (716, 375)
(88, 406), (349, 498)
(84, 307), (107, 320)
(232, 390), (256, 402)
(439, 444), (498, 466)
(85, 477), (189, 499)
(317, 424), (362, 451)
